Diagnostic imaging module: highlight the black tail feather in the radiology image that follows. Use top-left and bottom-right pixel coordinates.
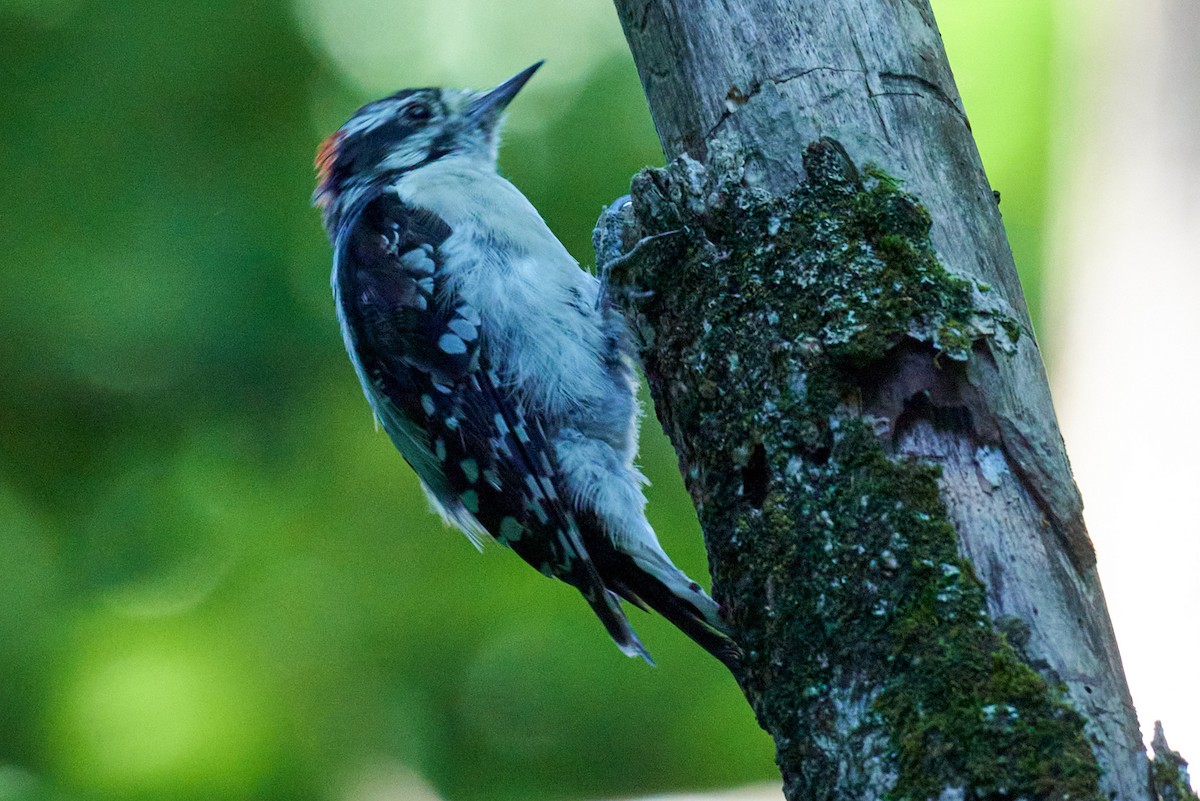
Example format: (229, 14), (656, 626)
(578, 582), (654, 664)
(578, 517), (742, 670)
(606, 568), (742, 670)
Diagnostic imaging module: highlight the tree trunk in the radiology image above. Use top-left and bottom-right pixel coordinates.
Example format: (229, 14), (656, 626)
(594, 2), (1164, 799)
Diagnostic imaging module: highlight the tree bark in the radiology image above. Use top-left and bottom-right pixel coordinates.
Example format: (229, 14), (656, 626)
(596, 2), (1160, 799)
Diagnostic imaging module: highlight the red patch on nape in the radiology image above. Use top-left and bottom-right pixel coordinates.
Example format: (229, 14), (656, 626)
(314, 130), (344, 204)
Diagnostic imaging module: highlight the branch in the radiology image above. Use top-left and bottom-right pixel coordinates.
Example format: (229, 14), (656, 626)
(598, 1), (1158, 798)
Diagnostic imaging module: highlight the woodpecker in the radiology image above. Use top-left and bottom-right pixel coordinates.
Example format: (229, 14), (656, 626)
(314, 62), (737, 667)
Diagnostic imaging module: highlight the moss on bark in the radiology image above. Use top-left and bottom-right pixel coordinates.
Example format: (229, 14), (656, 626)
(606, 139), (1101, 800)
(1151, 723), (1199, 801)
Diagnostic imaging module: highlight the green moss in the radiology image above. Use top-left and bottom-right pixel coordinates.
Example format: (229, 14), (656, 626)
(1151, 724), (1199, 801)
(616, 140), (1100, 800)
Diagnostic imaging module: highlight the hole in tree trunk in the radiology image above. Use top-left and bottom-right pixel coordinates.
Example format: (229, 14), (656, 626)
(742, 442), (769, 507)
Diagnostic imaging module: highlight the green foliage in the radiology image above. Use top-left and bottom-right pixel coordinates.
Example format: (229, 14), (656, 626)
(933, 0), (1054, 329)
(0, 1), (1057, 799)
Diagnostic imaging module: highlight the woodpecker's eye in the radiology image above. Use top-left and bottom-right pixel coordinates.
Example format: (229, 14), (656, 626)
(404, 102), (432, 122)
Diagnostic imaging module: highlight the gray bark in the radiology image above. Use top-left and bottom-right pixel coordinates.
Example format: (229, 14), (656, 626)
(601, 1), (1151, 799)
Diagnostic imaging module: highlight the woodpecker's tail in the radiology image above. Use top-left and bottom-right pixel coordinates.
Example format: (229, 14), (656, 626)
(605, 551), (741, 670)
(578, 515), (741, 670)
(578, 583), (655, 665)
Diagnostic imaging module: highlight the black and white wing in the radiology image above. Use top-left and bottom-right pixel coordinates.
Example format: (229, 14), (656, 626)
(332, 190), (651, 661)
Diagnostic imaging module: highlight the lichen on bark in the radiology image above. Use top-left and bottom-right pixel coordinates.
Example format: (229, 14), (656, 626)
(598, 139), (1101, 800)
(1151, 723), (1200, 801)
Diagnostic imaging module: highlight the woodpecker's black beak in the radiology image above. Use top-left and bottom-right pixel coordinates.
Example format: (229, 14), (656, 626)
(467, 61), (543, 126)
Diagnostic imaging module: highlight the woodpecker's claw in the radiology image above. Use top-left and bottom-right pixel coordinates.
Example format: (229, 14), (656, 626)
(597, 228), (684, 309)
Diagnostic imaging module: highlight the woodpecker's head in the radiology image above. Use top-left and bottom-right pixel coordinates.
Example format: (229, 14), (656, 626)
(314, 61), (542, 225)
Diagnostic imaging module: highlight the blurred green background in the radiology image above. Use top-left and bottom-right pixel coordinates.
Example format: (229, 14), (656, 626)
(0, 1), (1055, 799)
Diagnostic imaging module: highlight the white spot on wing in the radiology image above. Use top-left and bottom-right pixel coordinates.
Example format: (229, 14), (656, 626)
(460, 458), (479, 483)
(499, 516), (523, 541)
(456, 305), (481, 325)
(438, 333), (467, 354)
(447, 318), (478, 341)
(400, 249), (436, 274)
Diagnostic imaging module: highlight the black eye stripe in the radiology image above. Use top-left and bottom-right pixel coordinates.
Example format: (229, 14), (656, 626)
(324, 91), (449, 189)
